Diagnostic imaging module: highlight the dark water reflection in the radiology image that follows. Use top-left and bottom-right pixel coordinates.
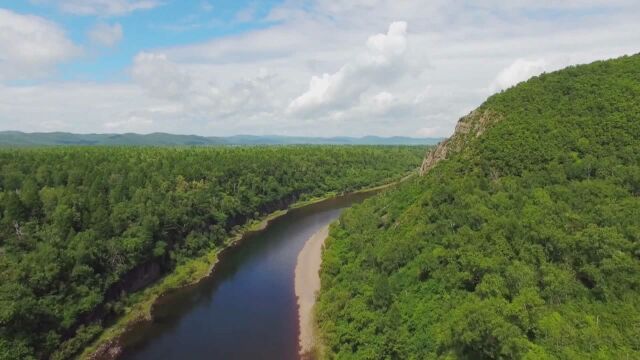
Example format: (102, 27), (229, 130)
(121, 192), (374, 360)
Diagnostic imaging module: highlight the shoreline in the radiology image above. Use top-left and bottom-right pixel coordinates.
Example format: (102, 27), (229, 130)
(80, 208), (290, 360)
(295, 225), (330, 357)
(79, 172), (416, 359)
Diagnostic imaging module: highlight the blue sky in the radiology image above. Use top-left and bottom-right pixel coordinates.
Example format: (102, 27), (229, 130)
(0, 1), (638, 136)
(3, 0), (284, 82)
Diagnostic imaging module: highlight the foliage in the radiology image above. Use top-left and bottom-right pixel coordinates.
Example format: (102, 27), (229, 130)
(0, 145), (424, 359)
(317, 54), (640, 359)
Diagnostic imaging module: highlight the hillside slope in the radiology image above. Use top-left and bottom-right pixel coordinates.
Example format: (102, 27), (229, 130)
(317, 54), (640, 359)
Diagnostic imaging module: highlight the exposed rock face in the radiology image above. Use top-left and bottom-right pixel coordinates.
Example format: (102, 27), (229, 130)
(420, 109), (502, 176)
(419, 137), (450, 176)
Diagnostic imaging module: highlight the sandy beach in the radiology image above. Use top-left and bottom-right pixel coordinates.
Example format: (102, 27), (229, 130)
(295, 225), (330, 356)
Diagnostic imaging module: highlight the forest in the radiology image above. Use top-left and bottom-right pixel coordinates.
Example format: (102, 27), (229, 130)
(316, 54), (640, 359)
(0, 145), (424, 359)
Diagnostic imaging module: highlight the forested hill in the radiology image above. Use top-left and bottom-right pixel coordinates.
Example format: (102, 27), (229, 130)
(317, 54), (640, 359)
(0, 146), (424, 359)
(0, 131), (441, 146)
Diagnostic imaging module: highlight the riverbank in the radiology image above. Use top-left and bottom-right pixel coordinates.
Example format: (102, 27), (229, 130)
(80, 209), (289, 359)
(80, 172), (416, 359)
(295, 225), (329, 357)
(293, 172), (418, 358)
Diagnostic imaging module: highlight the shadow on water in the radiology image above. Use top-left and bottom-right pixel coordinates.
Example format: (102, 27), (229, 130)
(120, 191), (375, 360)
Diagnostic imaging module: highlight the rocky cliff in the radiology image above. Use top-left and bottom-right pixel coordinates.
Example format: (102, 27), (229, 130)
(420, 109), (502, 176)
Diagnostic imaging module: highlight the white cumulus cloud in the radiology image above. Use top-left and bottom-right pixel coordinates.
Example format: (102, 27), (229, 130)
(131, 51), (282, 124)
(369, 91), (395, 113)
(132, 52), (191, 99)
(0, 8), (80, 81)
(89, 22), (123, 47)
(490, 58), (548, 92)
(287, 21), (410, 116)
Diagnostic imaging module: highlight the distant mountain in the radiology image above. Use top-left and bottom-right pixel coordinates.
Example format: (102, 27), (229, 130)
(219, 135), (441, 145)
(0, 131), (441, 146)
(0, 131), (225, 146)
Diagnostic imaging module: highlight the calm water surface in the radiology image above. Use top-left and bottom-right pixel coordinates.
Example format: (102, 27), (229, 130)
(121, 192), (374, 360)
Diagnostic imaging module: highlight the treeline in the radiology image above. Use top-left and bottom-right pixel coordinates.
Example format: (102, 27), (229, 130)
(0, 145), (424, 359)
(317, 54), (640, 359)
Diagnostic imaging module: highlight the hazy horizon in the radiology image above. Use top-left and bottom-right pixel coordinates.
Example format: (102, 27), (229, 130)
(0, 129), (442, 139)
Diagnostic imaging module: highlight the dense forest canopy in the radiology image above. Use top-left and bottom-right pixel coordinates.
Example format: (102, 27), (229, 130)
(0, 145), (424, 359)
(317, 54), (640, 359)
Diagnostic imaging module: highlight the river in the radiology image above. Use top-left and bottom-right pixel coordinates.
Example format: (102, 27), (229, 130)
(119, 192), (374, 360)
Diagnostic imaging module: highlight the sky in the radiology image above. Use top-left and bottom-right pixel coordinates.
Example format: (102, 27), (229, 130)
(0, 1), (638, 138)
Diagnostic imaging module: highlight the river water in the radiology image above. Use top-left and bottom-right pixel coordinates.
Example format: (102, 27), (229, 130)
(120, 192), (374, 360)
